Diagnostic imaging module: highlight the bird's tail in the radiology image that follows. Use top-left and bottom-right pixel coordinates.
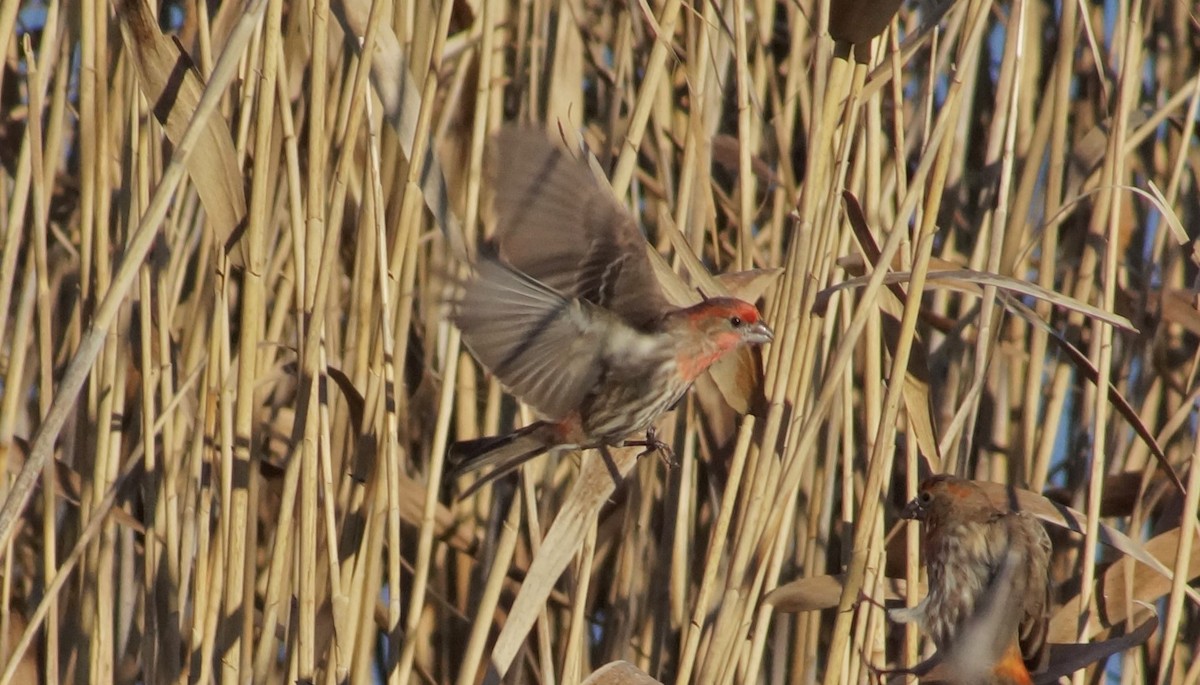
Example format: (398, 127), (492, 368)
(448, 422), (558, 498)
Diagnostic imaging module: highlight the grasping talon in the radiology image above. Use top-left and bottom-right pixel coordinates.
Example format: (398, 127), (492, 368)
(856, 644), (889, 685)
(623, 427), (677, 467)
(856, 589), (888, 613)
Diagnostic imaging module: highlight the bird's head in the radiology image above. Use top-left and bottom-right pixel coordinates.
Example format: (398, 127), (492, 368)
(679, 297), (774, 348)
(901, 475), (994, 529)
(664, 298), (773, 381)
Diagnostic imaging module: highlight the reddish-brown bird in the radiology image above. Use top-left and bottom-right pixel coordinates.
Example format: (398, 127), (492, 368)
(449, 128), (773, 494)
(891, 475), (1052, 685)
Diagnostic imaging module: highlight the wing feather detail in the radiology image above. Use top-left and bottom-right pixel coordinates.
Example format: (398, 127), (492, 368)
(490, 127), (670, 328)
(455, 258), (610, 420)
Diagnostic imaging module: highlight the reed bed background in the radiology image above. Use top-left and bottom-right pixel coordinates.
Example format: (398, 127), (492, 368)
(1, 0), (1199, 682)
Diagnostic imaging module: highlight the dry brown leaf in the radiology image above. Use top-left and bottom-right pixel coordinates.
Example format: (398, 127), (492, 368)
(1068, 111), (1151, 181)
(879, 314), (942, 464)
(768, 573), (918, 614)
(331, 0), (412, 140)
(714, 268), (785, 303)
(765, 574), (846, 612)
(1048, 528), (1199, 642)
(115, 0), (246, 257)
(704, 348), (768, 417)
(1043, 471), (1149, 519)
(818, 270), (1137, 332)
(1158, 288), (1200, 337)
(835, 254), (967, 277)
(582, 661), (663, 685)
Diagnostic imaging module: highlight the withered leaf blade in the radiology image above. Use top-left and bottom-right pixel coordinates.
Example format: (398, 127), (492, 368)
(706, 347), (767, 417)
(1048, 528), (1198, 642)
(486, 446), (641, 679)
(765, 574), (846, 613)
(1157, 287), (1200, 337)
(582, 661), (663, 685)
(879, 313), (941, 464)
(714, 267), (784, 304)
(116, 0), (246, 256)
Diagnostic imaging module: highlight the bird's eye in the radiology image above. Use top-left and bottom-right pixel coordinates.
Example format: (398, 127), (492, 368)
(918, 491), (932, 504)
(729, 316), (743, 327)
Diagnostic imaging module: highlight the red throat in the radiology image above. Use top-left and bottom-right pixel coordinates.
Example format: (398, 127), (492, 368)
(675, 347), (728, 381)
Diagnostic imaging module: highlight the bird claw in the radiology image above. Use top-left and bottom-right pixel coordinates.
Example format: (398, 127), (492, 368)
(858, 644), (921, 685)
(856, 589), (888, 612)
(856, 645), (889, 685)
(623, 427), (677, 468)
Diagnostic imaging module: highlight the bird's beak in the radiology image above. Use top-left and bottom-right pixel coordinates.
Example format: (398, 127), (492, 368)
(900, 497), (924, 521)
(744, 322), (774, 345)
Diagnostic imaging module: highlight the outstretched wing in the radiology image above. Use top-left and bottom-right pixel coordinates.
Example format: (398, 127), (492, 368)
(489, 126), (670, 329)
(454, 258), (609, 420)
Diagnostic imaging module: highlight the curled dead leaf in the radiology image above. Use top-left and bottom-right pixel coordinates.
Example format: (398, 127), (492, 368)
(765, 574), (847, 613)
(115, 0), (246, 260)
(582, 661), (663, 685)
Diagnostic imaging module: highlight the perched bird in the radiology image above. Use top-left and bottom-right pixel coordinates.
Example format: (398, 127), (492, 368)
(890, 475), (1052, 685)
(448, 127), (774, 495)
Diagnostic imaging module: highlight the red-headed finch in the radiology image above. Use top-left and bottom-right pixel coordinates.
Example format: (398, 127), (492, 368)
(448, 128), (773, 495)
(891, 475), (1052, 684)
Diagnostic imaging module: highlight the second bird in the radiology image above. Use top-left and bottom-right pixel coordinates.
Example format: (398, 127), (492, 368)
(449, 127), (774, 495)
(891, 475), (1052, 685)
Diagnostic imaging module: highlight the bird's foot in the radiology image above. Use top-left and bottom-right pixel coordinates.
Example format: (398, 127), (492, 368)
(856, 589), (888, 613)
(623, 427), (676, 468)
(857, 645), (890, 685)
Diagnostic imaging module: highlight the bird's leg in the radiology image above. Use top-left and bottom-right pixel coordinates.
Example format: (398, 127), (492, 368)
(856, 589), (888, 613)
(597, 445), (623, 488)
(856, 646), (900, 685)
(623, 426), (676, 467)
(858, 643), (934, 685)
(857, 646), (884, 685)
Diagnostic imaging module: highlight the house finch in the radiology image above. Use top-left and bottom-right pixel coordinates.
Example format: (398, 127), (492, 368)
(448, 128), (774, 494)
(890, 475), (1052, 685)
